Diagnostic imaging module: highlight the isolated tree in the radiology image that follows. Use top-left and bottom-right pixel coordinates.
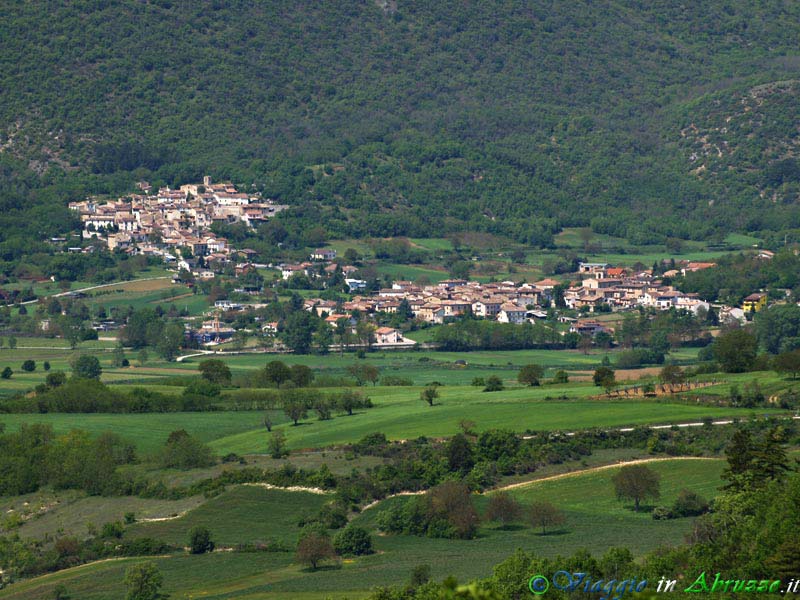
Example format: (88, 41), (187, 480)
(43, 360), (50, 371)
(593, 366), (616, 392)
(420, 385), (439, 406)
(1, 367), (12, 379)
(21, 360), (36, 372)
(70, 354), (102, 380)
(296, 531), (337, 570)
(485, 492), (523, 528)
(333, 526), (373, 556)
(612, 465), (660, 512)
(7, 337), (16, 349)
(124, 562), (165, 600)
(659, 364), (685, 386)
(283, 398), (308, 425)
(137, 349), (149, 367)
(347, 363), (379, 386)
(712, 328), (758, 373)
(774, 349), (800, 379)
(189, 526), (215, 554)
(263, 360), (292, 386)
(517, 364), (544, 386)
(528, 500), (566, 534)
(552, 369), (569, 384)
(268, 430), (288, 458)
(336, 389), (368, 415)
(198, 359), (232, 385)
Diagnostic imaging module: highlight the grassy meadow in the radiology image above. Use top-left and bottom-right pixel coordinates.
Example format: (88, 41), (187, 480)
(0, 458), (725, 600)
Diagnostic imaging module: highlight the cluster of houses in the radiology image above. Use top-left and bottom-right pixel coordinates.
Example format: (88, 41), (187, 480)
(296, 262), (719, 329)
(561, 262), (713, 313)
(68, 176), (287, 263)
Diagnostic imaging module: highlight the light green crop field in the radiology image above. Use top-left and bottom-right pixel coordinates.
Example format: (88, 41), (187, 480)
(0, 412), (266, 455)
(126, 486), (330, 547)
(0, 381), (784, 455)
(211, 386), (780, 453)
(408, 237), (454, 251)
(0, 459), (725, 600)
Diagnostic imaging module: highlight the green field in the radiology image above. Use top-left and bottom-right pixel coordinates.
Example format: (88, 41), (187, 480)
(210, 388), (778, 453)
(0, 412), (266, 455)
(0, 458), (725, 600)
(0, 382), (784, 455)
(126, 486), (329, 547)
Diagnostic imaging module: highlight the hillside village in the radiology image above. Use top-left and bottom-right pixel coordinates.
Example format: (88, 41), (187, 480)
(48, 178), (778, 350)
(68, 176), (288, 261)
(59, 181), (775, 348)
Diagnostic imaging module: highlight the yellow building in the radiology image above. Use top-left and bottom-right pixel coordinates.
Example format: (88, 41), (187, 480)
(742, 292), (767, 312)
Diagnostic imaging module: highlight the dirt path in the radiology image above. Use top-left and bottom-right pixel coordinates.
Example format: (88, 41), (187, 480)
(359, 456), (719, 510)
(491, 456), (719, 493)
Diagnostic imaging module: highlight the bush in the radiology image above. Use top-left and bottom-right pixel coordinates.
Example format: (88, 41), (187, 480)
(380, 375), (414, 386)
(471, 377), (485, 386)
(101, 521), (124, 539)
(21, 360), (36, 372)
(651, 506), (673, 520)
(189, 526), (215, 554)
(162, 430), (215, 469)
(1, 367), (12, 379)
(552, 370), (569, 384)
(483, 375), (504, 392)
(671, 489), (709, 517)
(615, 349), (664, 369)
(333, 526), (373, 556)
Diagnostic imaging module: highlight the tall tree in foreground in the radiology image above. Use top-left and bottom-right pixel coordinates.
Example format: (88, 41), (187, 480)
(611, 464), (660, 512)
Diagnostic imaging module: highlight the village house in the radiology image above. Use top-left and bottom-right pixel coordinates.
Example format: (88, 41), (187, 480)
(742, 292), (767, 312)
(310, 248), (337, 261)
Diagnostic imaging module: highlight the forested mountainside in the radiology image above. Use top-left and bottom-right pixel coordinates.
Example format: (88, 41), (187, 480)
(1, 0), (800, 248)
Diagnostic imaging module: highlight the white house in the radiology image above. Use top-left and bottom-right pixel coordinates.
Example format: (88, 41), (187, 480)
(497, 303), (527, 324)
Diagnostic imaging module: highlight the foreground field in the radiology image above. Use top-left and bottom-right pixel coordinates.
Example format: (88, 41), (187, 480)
(0, 458), (724, 600)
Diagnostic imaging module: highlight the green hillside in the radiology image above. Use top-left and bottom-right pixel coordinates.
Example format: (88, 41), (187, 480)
(2, 1), (800, 254)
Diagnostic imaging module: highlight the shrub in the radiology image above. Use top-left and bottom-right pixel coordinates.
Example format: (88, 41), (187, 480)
(483, 375), (504, 392)
(333, 526), (373, 556)
(21, 360), (36, 372)
(671, 489), (709, 517)
(651, 506), (673, 520)
(189, 526), (215, 554)
(381, 375), (414, 386)
(101, 521), (124, 539)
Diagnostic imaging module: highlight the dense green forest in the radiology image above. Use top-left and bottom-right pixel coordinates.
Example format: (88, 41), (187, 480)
(2, 1), (800, 250)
